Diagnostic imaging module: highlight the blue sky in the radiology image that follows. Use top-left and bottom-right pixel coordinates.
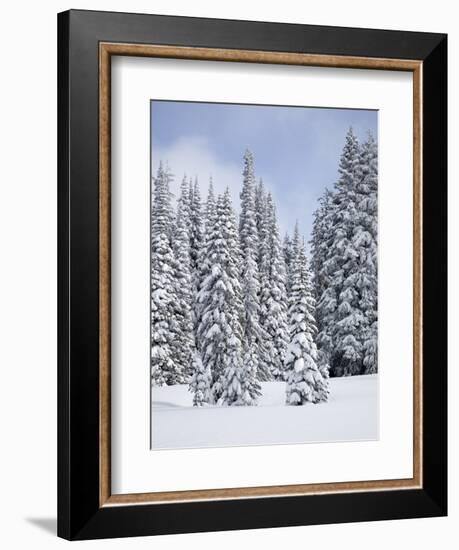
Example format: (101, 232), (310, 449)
(151, 100), (377, 247)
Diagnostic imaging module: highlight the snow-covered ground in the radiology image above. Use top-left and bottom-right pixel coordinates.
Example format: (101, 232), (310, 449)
(151, 374), (378, 450)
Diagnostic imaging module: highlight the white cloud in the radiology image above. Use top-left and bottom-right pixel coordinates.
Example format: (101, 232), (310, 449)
(151, 136), (243, 210)
(151, 135), (308, 248)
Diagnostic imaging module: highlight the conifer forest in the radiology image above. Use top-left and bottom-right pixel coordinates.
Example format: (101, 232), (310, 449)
(151, 127), (378, 416)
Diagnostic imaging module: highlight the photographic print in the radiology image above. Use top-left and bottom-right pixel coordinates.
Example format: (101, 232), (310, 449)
(150, 100), (378, 450)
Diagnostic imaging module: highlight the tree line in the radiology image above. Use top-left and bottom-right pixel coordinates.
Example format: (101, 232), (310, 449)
(151, 127), (377, 406)
(311, 128), (378, 377)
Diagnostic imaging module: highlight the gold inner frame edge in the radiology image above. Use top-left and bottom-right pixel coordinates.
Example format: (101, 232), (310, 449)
(99, 42), (423, 507)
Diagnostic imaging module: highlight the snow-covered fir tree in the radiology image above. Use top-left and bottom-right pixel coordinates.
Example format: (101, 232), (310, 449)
(310, 188), (334, 305)
(189, 177), (204, 294)
(291, 221), (301, 258)
(152, 162), (175, 241)
(205, 177), (216, 226)
(255, 178), (268, 271)
(285, 222), (301, 292)
(177, 175), (192, 222)
(171, 180), (195, 380)
(197, 191), (251, 404)
(219, 346), (257, 405)
(151, 163), (184, 385)
(259, 193), (289, 380)
(196, 193), (229, 398)
(285, 245), (329, 405)
(355, 133), (378, 374)
(283, 232), (293, 290)
(312, 127), (378, 377)
(194, 180), (217, 346)
(238, 150), (263, 397)
(220, 188), (260, 404)
(323, 128), (363, 376)
(220, 188), (245, 340)
(188, 351), (211, 406)
(310, 188), (336, 374)
(250, 179), (272, 382)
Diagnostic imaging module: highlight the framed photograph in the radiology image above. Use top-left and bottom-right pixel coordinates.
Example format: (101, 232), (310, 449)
(58, 9), (447, 540)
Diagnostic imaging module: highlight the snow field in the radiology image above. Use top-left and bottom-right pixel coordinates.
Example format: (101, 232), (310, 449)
(152, 374), (378, 449)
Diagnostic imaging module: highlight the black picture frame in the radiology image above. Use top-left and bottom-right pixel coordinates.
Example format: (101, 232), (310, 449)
(58, 9), (447, 540)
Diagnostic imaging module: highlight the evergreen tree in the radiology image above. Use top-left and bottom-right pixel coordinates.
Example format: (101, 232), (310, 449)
(315, 128), (365, 376)
(283, 232), (293, 291)
(285, 246), (329, 404)
(291, 221), (301, 258)
(194, 180), (216, 347)
(171, 180), (195, 379)
(285, 222), (301, 292)
(333, 128), (363, 375)
(189, 178), (204, 283)
(259, 193), (289, 380)
(311, 129), (379, 377)
(220, 188), (260, 404)
(188, 351), (211, 406)
(189, 177), (204, 329)
(151, 163), (183, 385)
(310, 188), (336, 373)
(205, 177), (216, 226)
(255, 178), (268, 272)
(151, 162), (175, 239)
(177, 175), (192, 222)
(219, 342), (256, 406)
(221, 188), (245, 340)
(355, 133), (378, 373)
(238, 150), (263, 399)
(197, 192), (247, 404)
(311, 189), (334, 303)
(253, 178), (274, 381)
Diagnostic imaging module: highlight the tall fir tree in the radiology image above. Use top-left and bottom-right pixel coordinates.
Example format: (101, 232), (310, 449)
(220, 188), (260, 404)
(252, 178), (272, 382)
(311, 189), (334, 305)
(197, 192), (249, 404)
(259, 193), (289, 380)
(314, 127), (377, 377)
(220, 188), (244, 341)
(189, 177), (204, 330)
(355, 133), (378, 374)
(238, 150), (263, 399)
(189, 178), (204, 275)
(310, 188), (336, 373)
(205, 177), (216, 226)
(291, 221), (301, 258)
(283, 232), (294, 291)
(151, 163), (183, 385)
(255, 178), (268, 272)
(328, 128), (363, 376)
(285, 222), (301, 292)
(177, 175), (192, 220)
(194, 180), (216, 347)
(196, 193), (228, 398)
(171, 180), (195, 379)
(285, 245), (329, 404)
(151, 162), (175, 239)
